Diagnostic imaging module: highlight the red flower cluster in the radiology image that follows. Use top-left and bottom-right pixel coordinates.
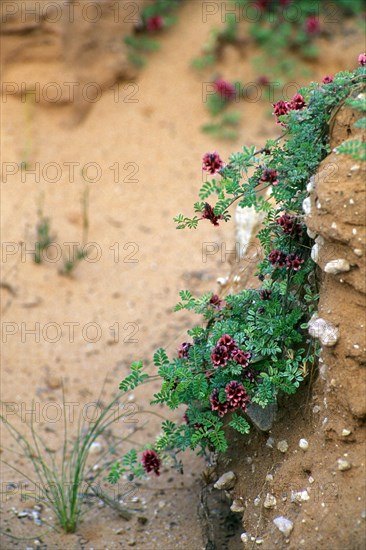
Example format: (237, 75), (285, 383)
(211, 334), (251, 369)
(225, 381), (250, 411)
(202, 203), (223, 227)
(273, 93), (306, 125)
(141, 449), (161, 476)
(260, 168), (279, 186)
(210, 381), (250, 417)
(268, 249), (287, 268)
(209, 294), (224, 310)
(359, 53), (366, 66)
(276, 213), (303, 237)
(178, 342), (192, 359)
(285, 253), (304, 271)
(322, 75), (334, 84)
(146, 16), (164, 32)
(259, 289), (272, 300)
(202, 151), (224, 174)
(214, 79), (236, 101)
(268, 249), (304, 271)
(209, 388), (228, 417)
(304, 15), (320, 35)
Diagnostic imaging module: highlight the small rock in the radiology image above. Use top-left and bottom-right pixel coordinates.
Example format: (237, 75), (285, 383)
(307, 228), (317, 239)
(17, 511), (29, 518)
(89, 441), (103, 455)
(264, 493), (277, 508)
(299, 439), (309, 451)
(246, 402), (278, 431)
(241, 533), (249, 543)
(127, 540), (136, 547)
(266, 437), (275, 448)
(255, 538), (264, 545)
(230, 499), (244, 513)
(306, 176), (316, 193)
(302, 197), (311, 215)
(266, 474), (273, 482)
(337, 458), (352, 471)
(291, 490), (310, 503)
(313, 405), (321, 414)
(342, 429), (351, 437)
(254, 497), (261, 507)
(277, 440), (288, 453)
(353, 249), (362, 257)
(214, 471), (236, 490)
(311, 243), (320, 264)
(324, 259), (350, 275)
(273, 516), (293, 537)
(308, 314), (339, 347)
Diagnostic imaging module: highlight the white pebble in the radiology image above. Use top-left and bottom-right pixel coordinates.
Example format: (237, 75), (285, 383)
(89, 441), (103, 455)
(291, 490), (310, 503)
(302, 197), (311, 215)
(273, 516), (294, 537)
(299, 438), (309, 451)
(277, 440), (288, 453)
(354, 249), (363, 257)
(342, 429), (351, 437)
(264, 493), (277, 508)
(337, 458), (352, 471)
(214, 471), (236, 490)
(308, 314), (339, 347)
(324, 259), (350, 274)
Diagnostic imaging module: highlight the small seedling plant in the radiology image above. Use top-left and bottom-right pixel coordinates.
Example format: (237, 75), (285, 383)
(108, 63), (365, 483)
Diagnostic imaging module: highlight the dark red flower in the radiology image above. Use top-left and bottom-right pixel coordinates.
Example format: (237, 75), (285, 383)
(304, 15), (320, 35)
(290, 93), (306, 110)
(211, 344), (229, 368)
(255, 0), (270, 11)
(273, 100), (290, 124)
(268, 249), (287, 267)
(279, 0), (292, 6)
(210, 388), (228, 417)
(225, 381), (250, 411)
(259, 289), (272, 300)
(257, 75), (270, 86)
(260, 168), (279, 186)
(202, 152), (224, 174)
(178, 342), (192, 359)
(217, 334), (237, 354)
(359, 53), (366, 66)
(322, 75), (334, 84)
(214, 79), (236, 101)
(141, 449), (161, 476)
(232, 349), (251, 367)
(276, 213), (303, 237)
(202, 203), (223, 227)
(258, 307), (265, 314)
(209, 294), (223, 309)
(286, 253), (304, 271)
(146, 15), (164, 32)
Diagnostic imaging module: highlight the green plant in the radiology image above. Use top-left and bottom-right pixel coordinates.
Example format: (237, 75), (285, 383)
(34, 193), (55, 264)
(193, 0), (363, 80)
(1, 387), (138, 534)
(108, 64), (365, 483)
(335, 93), (366, 160)
(61, 186), (90, 276)
(124, 0), (183, 67)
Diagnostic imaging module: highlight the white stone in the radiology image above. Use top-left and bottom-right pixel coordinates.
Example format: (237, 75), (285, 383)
(308, 314), (339, 347)
(230, 499), (244, 513)
(306, 176), (316, 193)
(214, 471), (236, 490)
(302, 197), (311, 215)
(307, 228), (317, 239)
(354, 249), (363, 257)
(311, 243), (320, 264)
(235, 205), (265, 260)
(241, 532), (249, 543)
(277, 440), (288, 453)
(299, 439), (309, 451)
(337, 458), (351, 471)
(263, 493), (277, 508)
(266, 474), (274, 482)
(217, 276), (228, 286)
(342, 429), (351, 437)
(273, 516), (294, 537)
(324, 259), (350, 274)
(89, 441), (103, 455)
(291, 490), (310, 503)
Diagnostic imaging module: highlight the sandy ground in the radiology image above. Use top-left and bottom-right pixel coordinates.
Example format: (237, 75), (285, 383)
(0, 2), (363, 549)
